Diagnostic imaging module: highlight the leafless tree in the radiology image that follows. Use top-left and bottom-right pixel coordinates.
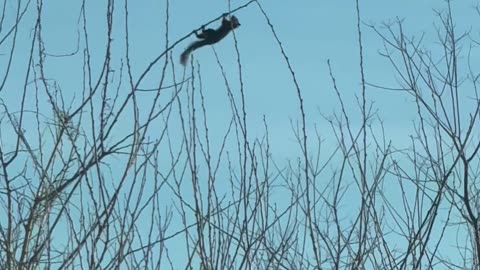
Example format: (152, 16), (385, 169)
(0, 0), (478, 269)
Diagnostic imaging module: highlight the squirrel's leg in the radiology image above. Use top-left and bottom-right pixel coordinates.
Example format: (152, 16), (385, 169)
(195, 26), (209, 39)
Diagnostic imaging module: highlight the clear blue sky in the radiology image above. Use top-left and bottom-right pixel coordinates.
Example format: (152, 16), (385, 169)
(7, 0), (477, 156)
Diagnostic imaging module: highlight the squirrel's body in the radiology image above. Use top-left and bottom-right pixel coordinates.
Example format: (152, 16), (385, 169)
(180, 15), (240, 65)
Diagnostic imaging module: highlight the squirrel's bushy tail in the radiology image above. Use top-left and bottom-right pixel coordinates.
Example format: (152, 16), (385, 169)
(180, 48), (192, 65)
(180, 40), (208, 65)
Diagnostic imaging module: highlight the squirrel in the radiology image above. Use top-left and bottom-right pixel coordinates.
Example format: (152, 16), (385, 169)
(180, 15), (241, 65)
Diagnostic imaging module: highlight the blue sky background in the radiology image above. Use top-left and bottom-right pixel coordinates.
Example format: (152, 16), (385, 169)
(2, 0), (480, 268)
(6, 0), (478, 156)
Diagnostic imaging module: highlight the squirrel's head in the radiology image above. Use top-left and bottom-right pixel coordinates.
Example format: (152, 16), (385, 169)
(223, 15), (241, 29)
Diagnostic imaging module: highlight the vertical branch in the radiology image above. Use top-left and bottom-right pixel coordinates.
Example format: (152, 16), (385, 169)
(254, 0), (320, 266)
(353, 0), (368, 268)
